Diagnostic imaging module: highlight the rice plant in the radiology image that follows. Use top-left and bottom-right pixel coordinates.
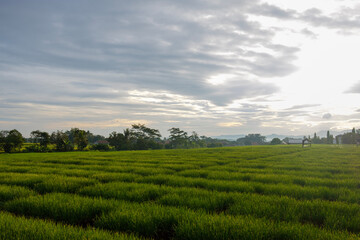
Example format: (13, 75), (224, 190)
(0, 145), (359, 239)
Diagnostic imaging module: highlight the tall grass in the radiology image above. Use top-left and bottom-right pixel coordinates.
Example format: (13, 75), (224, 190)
(174, 212), (357, 240)
(4, 193), (117, 226)
(96, 203), (190, 239)
(0, 211), (141, 240)
(0, 145), (359, 239)
(79, 182), (170, 202)
(33, 175), (97, 193)
(0, 185), (36, 203)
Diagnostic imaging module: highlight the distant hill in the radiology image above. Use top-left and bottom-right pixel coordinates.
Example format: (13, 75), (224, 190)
(315, 129), (351, 138)
(212, 129), (353, 142)
(212, 134), (304, 142)
(264, 134), (304, 142)
(211, 135), (245, 141)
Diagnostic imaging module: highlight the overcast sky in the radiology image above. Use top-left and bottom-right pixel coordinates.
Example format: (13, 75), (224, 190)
(1, 0), (360, 137)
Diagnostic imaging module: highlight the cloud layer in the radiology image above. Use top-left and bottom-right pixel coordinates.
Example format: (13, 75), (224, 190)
(1, 0), (359, 136)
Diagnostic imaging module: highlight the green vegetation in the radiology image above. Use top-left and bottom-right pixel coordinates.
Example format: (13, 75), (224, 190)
(2, 126), (359, 154)
(0, 145), (360, 239)
(0, 129), (24, 153)
(0, 211), (141, 240)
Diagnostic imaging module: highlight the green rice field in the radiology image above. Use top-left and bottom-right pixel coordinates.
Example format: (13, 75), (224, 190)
(0, 145), (360, 239)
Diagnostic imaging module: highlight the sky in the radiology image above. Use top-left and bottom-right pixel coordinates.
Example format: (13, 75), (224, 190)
(1, 0), (360, 137)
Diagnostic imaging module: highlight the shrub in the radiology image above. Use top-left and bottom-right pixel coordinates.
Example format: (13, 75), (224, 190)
(90, 144), (110, 151)
(24, 145), (51, 153)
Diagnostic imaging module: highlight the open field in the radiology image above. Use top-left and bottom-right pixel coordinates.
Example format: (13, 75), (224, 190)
(0, 145), (360, 239)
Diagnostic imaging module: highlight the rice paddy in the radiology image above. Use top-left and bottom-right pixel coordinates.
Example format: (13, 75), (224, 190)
(0, 145), (360, 239)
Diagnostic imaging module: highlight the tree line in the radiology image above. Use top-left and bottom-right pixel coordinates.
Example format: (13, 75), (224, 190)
(337, 128), (360, 144)
(1, 126), (359, 153)
(310, 128), (360, 145)
(0, 124), (237, 153)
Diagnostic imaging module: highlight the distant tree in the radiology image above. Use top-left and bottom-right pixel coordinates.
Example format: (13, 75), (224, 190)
(270, 138), (282, 145)
(90, 143), (110, 151)
(352, 128), (357, 144)
(237, 134), (266, 145)
(51, 131), (73, 151)
(72, 128), (88, 150)
(199, 136), (239, 148)
(86, 131), (105, 144)
(0, 131), (5, 151)
(282, 137), (289, 144)
(107, 128), (137, 150)
(312, 133), (321, 144)
(30, 130), (50, 148)
(326, 130), (334, 144)
(335, 135), (340, 144)
(64, 128), (89, 150)
(0, 129), (24, 153)
(340, 129), (359, 144)
(65, 129), (75, 144)
(131, 124), (161, 139)
(168, 127), (189, 149)
(130, 124), (162, 150)
(244, 138), (252, 146)
(189, 131), (206, 148)
(341, 132), (352, 144)
(107, 131), (126, 150)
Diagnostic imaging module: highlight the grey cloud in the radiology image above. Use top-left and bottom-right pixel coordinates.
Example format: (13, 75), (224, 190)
(276, 110), (310, 118)
(300, 28), (318, 39)
(322, 113), (332, 119)
(6, 0), (349, 136)
(345, 81), (360, 93)
(300, 6), (360, 31)
(0, 0), (299, 107)
(286, 104), (321, 110)
(228, 103), (268, 113)
(250, 3), (297, 19)
(247, 3), (360, 32)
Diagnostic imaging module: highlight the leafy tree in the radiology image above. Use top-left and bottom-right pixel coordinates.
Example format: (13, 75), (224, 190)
(107, 129), (134, 150)
(237, 134), (266, 145)
(312, 133), (321, 144)
(168, 127), (189, 149)
(189, 131), (206, 148)
(199, 136), (240, 148)
(64, 128), (89, 150)
(326, 130), (334, 144)
(90, 143), (110, 151)
(270, 138), (282, 145)
(50, 131), (73, 151)
(86, 131), (105, 144)
(0, 131), (5, 151)
(30, 130), (50, 148)
(341, 129), (360, 145)
(335, 135), (340, 144)
(131, 124), (161, 139)
(0, 129), (24, 153)
(107, 131), (125, 150)
(72, 128), (88, 150)
(130, 124), (162, 150)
